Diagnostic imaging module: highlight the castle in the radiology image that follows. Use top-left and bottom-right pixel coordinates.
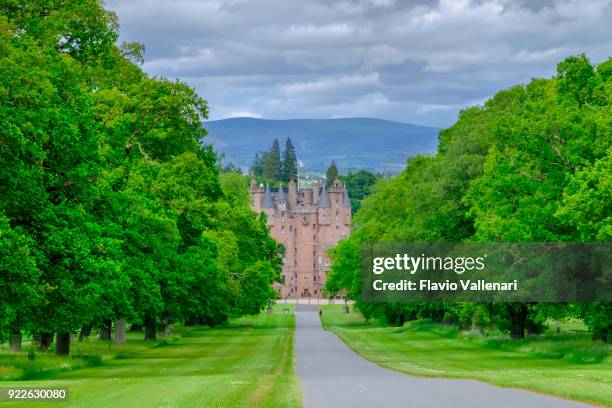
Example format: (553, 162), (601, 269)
(249, 179), (351, 298)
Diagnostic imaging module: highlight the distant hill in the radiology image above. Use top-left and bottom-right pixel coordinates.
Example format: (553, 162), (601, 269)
(203, 117), (440, 173)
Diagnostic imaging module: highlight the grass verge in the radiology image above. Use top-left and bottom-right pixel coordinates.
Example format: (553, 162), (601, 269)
(321, 304), (612, 407)
(0, 304), (300, 408)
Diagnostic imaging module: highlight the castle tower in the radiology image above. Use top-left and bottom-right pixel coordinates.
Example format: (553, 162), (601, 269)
(249, 178), (352, 299)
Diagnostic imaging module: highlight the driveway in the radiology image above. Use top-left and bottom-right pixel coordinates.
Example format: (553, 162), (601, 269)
(295, 304), (592, 408)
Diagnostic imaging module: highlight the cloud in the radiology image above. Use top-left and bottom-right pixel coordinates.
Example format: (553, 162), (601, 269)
(106, 0), (612, 127)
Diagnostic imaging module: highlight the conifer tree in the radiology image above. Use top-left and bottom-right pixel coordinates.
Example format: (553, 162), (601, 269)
(326, 160), (339, 186)
(250, 151), (265, 176)
(282, 138), (298, 182)
(263, 139), (282, 180)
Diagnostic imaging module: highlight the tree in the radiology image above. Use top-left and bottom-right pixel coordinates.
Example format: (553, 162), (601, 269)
(0, 0), (283, 354)
(341, 169), (378, 213)
(281, 138), (298, 182)
(251, 151), (265, 177)
(326, 55), (611, 341)
(0, 217), (40, 352)
(263, 139), (282, 181)
(326, 160), (339, 186)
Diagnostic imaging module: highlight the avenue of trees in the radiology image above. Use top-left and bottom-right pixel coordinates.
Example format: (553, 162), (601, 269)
(0, 1), (282, 355)
(326, 55), (612, 342)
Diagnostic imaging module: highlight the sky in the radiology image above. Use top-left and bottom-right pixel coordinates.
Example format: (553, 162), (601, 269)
(105, 0), (611, 127)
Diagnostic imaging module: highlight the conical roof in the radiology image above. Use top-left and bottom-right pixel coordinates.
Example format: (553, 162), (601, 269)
(342, 188), (351, 208)
(277, 183), (286, 202)
(261, 183), (275, 208)
(318, 185), (331, 208)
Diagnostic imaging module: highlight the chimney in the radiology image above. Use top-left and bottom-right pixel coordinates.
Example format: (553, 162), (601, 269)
(312, 180), (320, 204)
(303, 188), (311, 205)
(288, 179), (297, 209)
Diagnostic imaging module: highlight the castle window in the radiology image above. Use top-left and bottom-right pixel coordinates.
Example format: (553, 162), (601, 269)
(282, 257), (286, 264)
(312, 223), (316, 230)
(319, 256), (323, 264)
(281, 225), (285, 234)
(336, 226), (339, 234)
(336, 200), (339, 208)
(289, 225), (293, 232)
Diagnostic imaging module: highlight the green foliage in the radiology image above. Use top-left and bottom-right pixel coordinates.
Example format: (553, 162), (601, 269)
(281, 137), (298, 182)
(0, 0), (280, 352)
(263, 139), (282, 180)
(325, 160), (339, 186)
(254, 137), (299, 183)
(326, 55), (612, 342)
(250, 151), (265, 177)
(341, 169), (378, 213)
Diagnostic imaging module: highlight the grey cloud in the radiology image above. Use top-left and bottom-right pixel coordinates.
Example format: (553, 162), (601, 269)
(106, 0), (612, 127)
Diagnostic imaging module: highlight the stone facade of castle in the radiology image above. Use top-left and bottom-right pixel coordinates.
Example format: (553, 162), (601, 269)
(249, 179), (351, 298)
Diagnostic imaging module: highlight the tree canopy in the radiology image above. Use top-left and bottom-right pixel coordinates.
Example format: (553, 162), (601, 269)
(325, 55), (612, 342)
(0, 0), (282, 355)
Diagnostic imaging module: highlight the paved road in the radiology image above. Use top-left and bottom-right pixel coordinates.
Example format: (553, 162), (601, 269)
(295, 304), (592, 408)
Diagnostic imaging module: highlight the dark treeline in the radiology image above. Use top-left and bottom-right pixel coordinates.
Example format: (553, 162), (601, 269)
(326, 55), (611, 343)
(0, 1), (282, 355)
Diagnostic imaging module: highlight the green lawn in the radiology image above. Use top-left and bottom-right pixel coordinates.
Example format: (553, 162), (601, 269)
(0, 305), (300, 408)
(321, 305), (612, 407)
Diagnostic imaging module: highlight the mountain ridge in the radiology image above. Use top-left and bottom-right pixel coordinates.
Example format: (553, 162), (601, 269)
(203, 117), (441, 172)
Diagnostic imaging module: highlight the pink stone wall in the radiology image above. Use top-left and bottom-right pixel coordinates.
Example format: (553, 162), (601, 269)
(249, 180), (351, 298)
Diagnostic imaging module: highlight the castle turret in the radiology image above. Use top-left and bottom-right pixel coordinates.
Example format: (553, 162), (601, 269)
(261, 182), (275, 209)
(318, 185), (331, 208)
(342, 187), (351, 208)
(249, 180), (264, 212)
(277, 183), (286, 202)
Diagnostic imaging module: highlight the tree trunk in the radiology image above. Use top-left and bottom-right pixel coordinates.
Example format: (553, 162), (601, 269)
(55, 332), (70, 356)
(98, 319), (112, 340)
(159, 315), (169, 337)
(114, 319), (127, 344)
(38, 332), (53, 351)
(509, 304), (528, 339)
(9, 330), (22, 353)
(79, 325), (92, 342)
(144, 315), (156, 340)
